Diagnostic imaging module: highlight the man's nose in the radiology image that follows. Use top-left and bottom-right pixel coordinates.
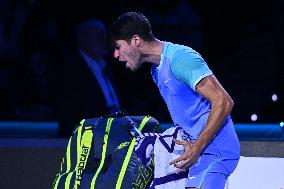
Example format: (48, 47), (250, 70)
(114, 49), (119, 59)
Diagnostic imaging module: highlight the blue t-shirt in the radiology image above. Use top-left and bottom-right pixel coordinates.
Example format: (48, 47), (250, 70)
(171, 48), (213, 90)
(151, 42), (240, 159)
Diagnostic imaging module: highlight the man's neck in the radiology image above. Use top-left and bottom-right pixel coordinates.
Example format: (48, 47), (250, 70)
(142, 39), (164, 65)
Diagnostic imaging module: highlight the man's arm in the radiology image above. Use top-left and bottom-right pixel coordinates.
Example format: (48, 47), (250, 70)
(194, 74), (234, 151)
(170, 75), (234, 170)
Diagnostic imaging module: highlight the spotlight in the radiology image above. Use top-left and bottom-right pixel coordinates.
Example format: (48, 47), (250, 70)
(251, 114), (258, 121)
(280, 122), (284, 127)
(272, 94), (278, 102)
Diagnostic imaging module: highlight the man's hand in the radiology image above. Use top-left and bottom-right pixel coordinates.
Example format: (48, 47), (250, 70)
(169, 139), (202, 171)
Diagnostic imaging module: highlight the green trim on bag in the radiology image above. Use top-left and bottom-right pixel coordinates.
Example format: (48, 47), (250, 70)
(115, 116), (151, 189)
(66, 136), (72, 172)
(53, 119), (86, 189)
(90, 118), (114, 189)
(64, 122), (84, 188)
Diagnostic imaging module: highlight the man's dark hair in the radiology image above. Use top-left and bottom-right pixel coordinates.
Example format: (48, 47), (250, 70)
(110, 12), (155, 45)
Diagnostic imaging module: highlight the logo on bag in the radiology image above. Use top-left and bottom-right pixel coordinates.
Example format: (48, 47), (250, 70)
(75, 145), (90, 182)
(116, 142), (130, 150)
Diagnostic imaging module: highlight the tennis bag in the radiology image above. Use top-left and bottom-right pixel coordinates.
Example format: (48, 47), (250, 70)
(53, 113), (161, 189)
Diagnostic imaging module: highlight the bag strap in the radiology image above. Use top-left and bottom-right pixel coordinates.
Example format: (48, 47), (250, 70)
(90, 118), (114, 189)
(115, 116), (152, 189)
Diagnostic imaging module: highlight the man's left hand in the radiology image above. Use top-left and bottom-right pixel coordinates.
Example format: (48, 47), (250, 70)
(169, 139), (202, 171)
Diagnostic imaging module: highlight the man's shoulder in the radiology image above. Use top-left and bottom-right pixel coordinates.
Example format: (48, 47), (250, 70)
(167, 43), (197, 61)
(167, 42), (193, 52)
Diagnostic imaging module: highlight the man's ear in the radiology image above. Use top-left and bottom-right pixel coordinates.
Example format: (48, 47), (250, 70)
(131, 35), (140, 47)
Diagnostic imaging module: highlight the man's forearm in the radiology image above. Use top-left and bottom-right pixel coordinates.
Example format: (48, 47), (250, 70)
(194, 97), (234, 151)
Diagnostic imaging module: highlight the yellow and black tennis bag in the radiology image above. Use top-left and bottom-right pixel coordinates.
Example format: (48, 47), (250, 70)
(53, 113), (161, 189)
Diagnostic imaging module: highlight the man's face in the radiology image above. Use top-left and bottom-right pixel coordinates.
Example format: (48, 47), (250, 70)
(113, 39), (143, 71)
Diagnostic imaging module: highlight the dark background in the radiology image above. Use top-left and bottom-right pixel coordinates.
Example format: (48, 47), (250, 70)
(0, 0), (283, 131)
